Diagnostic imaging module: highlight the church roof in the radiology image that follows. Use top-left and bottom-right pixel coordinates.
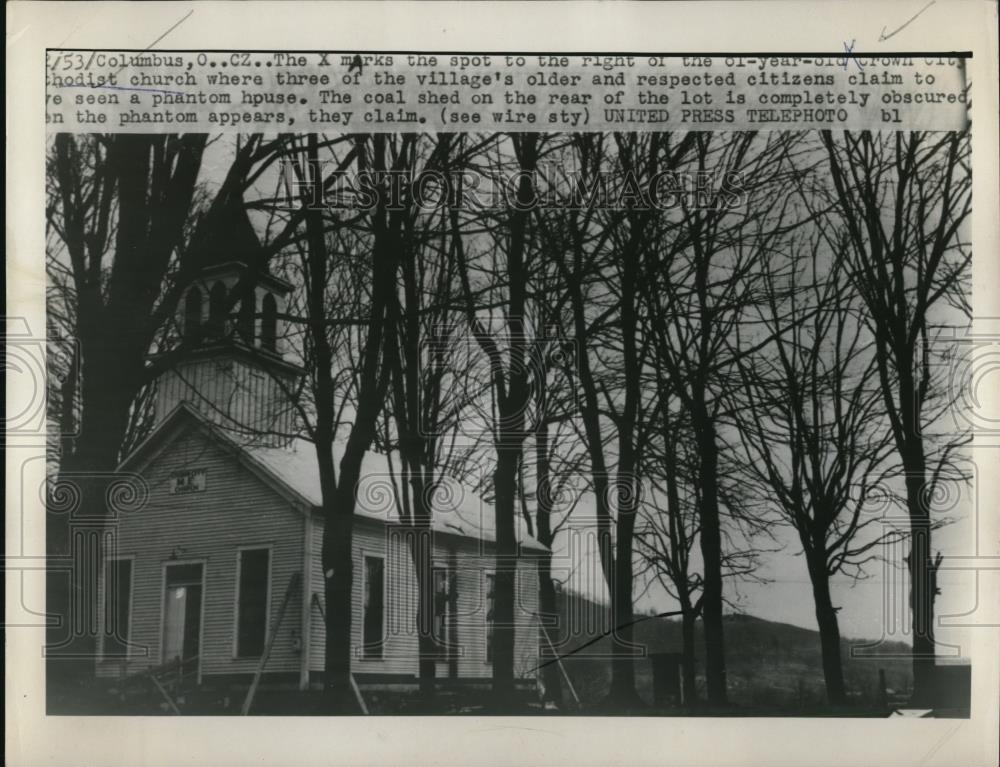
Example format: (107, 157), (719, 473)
(247, 439), (546, 551)
(120, 403), (547, 552)
(187, 187), (266, 271)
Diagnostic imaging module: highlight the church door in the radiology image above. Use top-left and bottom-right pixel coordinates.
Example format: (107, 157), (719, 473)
(162, 563), (204, 680)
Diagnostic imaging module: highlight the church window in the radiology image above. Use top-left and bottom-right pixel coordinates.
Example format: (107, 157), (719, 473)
(183, 287), (202, 341)
(261, 293), (278, 352)
(208, 281), (227, 339)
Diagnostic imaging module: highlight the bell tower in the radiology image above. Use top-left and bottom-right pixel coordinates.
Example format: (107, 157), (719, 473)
(152, 198), (300, 443)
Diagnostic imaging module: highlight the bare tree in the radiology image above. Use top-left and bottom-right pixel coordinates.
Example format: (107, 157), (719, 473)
(635, 395), (775, 706)
(46, 133), (210, 680)
(731, 229), (902, 704)
(451, 132), (540, 707)
(634, 404), (703, 703)
(533, 132), (700, 706)
(281, 132), (407, 709)
(816, 130), (971, 706)
(522, 292), (586, 707)
(639, 131), (803, 705)
(379, 133), (479, 701)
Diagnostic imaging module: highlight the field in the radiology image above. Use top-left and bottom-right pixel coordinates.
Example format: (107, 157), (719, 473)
(52, 590), (952, 717)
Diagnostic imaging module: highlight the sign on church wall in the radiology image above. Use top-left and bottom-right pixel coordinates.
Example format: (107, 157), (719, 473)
(169, 469), (207, 495)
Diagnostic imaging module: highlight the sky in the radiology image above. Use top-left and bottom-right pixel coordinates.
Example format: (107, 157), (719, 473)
(550, 483), (978, 657)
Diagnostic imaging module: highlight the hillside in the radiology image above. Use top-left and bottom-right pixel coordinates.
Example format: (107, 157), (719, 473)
(551, 590), (914, 711)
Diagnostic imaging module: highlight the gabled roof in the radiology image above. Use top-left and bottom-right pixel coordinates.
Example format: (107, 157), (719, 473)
(119, 403), (548, 552)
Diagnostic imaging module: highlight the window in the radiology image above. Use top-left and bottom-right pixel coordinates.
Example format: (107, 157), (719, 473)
(236, 548), (270, 657)
(183, 287), (202, 341)
(260, 293), (278, 352)
(485, 572), (495, 663)
(363, 556), (385, 659)
(208, 281), (227, 339)
(433, 566), (454, 657)
(102, 558), (132, 657)
(237, 290), (255, 344)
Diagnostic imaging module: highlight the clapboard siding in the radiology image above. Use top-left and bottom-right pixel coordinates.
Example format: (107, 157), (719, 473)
(99, 411), (542, 687)
(153, 357), (296, 439)
(96, 427), (306, 681)
(308, 518), (540, 681)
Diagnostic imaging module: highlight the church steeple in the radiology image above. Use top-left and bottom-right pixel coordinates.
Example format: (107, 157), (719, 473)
(152, 198), (300, 443)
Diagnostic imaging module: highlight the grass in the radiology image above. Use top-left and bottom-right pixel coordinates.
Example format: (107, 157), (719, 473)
(50, 600), (964, 716)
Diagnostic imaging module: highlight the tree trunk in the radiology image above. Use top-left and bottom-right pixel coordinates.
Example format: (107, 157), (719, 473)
(485, 134), (537, 708)
(660, 414), (697, 706)
(536, 553), (562, 704)
(387, 221), (438, 702)
(609, 475), (639, 705)
(680, 607), (697, 706)
(321, 506), (355, 711)
(606, 197), (645, 707)
(609, 567), (637, 704)
(807, 556), (847, 706)
(903, 446), (937, 707)
(404, 511), (437, 700)
(48, 358), (140, 688)
(693, 399), (727, 706)
(534, 421), (562, 705)
(491, 449), (520, 706)
(309, 134), (396, 711)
